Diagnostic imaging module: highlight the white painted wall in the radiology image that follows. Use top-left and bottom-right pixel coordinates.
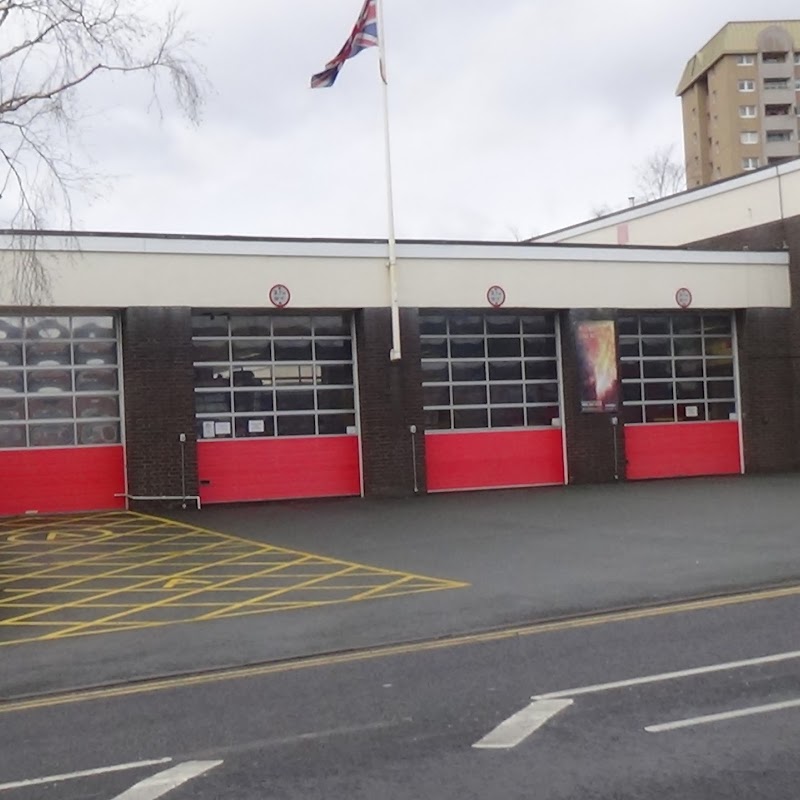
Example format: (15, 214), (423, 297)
(0, 236), (790, 310)
(537, 161), (800, 247)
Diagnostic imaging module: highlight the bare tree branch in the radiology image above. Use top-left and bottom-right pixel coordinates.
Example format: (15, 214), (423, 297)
(0, 0), (207, 302)
(635, 144), (686, 203)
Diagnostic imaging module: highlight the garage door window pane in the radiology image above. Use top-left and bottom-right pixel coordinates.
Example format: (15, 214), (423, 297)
(272, 317), (312, 337)
(451, 338), (485, 359)
(490, 384), (523, 405)
(232, 340), (271, 362)
(235, 417), (275, 438)
(0, 398), (25, 420)
(0, 371), (24, 393)
(277, 415), (316, 436)
(75, 369), (117, 393)
(315, 339), (352, 361)
(28, 396), (73, 419)
(230, 316), (271, 337)
(78, 421), (120, 445)
(451, 361), (486, 382)
(0, 425), (26, 448)
(489, 361), (522, 381)
(317, 389), (355, 410)
(274, 340), (313, 362)
(29, 423), (75, 447)
(491, 407), (524, 428)
(75, 342), (117, 366)
(452, 385), (487, 405)
(26, 342), (71, 366)
(453, 409), (488, 429)
(317, 413), (356, 435)
(28, 370), (72, 393)
(234, 391), (273, 413)
(193, 316), (229, 337)
(527, 406), (560, 427)
(0, 318), (23, 340)
(76, 396), (120, 419)
(423, 385), (450, 406)
(488, 337), (521, 358)
(449, 315), (484, 335)
(313, 315), (350, 336)
(422, 361), (449, 383)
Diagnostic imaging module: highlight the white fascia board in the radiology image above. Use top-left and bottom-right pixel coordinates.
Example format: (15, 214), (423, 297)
(0, 233), (787, 267)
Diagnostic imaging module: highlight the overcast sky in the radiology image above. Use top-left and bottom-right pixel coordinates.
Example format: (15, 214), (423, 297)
(53, 0), (800, 240)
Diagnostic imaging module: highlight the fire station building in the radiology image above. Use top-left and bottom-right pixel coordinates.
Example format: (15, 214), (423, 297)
(1, 159), (799, 515)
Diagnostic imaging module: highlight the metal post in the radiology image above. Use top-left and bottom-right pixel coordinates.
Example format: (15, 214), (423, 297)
(409, 424), (418, 493)
(611, 415), (619, 481)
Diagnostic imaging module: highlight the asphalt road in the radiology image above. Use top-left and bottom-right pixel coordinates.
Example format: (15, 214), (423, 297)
(2, 589), (799, 799)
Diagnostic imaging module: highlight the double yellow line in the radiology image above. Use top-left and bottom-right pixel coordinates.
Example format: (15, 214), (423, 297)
(3, 580), (800, 716)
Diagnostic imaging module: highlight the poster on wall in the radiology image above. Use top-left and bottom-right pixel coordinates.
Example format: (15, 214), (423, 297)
(574, 319), (619, 413)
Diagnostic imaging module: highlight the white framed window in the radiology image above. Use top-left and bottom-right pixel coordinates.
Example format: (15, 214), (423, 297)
(762, 52), (788, 64)
(619, 314), (737, 426)
(0, 315), (121, 450)
(764, 78), (790, 91)
(738, 80), (755, 92)
(736, 54), (755, 65)
(742, 156), (759, 170)
(739, 105), (757, 118)
(740, 131), (759, 144)
(192, 313), (356, 439)
(420, 312), (561, 432)
(766, 129), (792, 143)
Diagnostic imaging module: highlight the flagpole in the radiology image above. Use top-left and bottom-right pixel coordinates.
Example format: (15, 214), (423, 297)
(375, 0), (401, 361)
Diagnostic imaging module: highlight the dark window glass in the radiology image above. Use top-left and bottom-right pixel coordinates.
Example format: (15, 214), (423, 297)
(527, 406), (560, 427)
(29, 422), (74, 447)
(235, 417), (275, 438)
(643, 361), (672, 379)
(0, 371), (24, 394)
(450, 338), (485, 359)
(486, 316), (519, 335)
(488, 337), (521, 358)
(708, 402), (736, 421)
(73, 317), (115, 339)
(619, 338), (639, 358)
(642, 337), (671, 358)
(523, 337), (556, 358)
(703, 315), (732, 335)
(196, 392), (232, 414)
(673, 315), (702, 335)
(623, 405), (644, 425)
(232, 340), (270, 362)
(641, 316), (670, 335)
(195, 367), (231, 388)
(708, 380), (735, 399)
(644, 404), (675, 423)
(317, 413), (356, 435)
(317, 388), (355, 410)
(76, 396), (119, 419)
(449, 315), (483, 335)
(451, 361), (486, 382)
(276, 390), (315, 411)
(194, 341), (230, 363)
(423, 385), (450, 406)
(277, 415), (316, 436)
(318, 364), (353, 385)
(74, 341), (117, 366)
(196, 417), (233, 439)
(192, 315), (229, 337)
(676, 381), (705, 400)
(490, 384), (523, 405)
(74, 369), (117, 393)
(525, 383), (559, 404)
(704, 337), (733, 358)
(488, 361), (522, 381)
(522, 315), (553, 334)
(26, 317), (70, 340)
(28, 396), (73, 420)
(620, 360), (641, 380)
(525, 360), (558, 380)
(421, 338), (448, 359)
(26, 342), (71, 366)
(617, 317), (638, 336)
(272, 316), (312, 337)
(273, 365), (313, 386)
(421, 361), (449, 383)
(313, 315), (350, 336)
(677, 404), (707, 422)
(673, 338), (702, 357)
(622, 383), (642, 402)
(0, 344), (22, 366)
(77, 421), (120, 445)
(0, 398), (25, 420)
(491, 407), (524, 428)
(315, 339), (352, 361)
(419, 315), (447, 335)
(0, 425), (26, 448)
(452, 385), (487, 406)
(273, 340), (313, 362)
(0, 317), (23, 340)
(644, 382), (674, 401)
(675, 359), (703, 378)
(233, 391), (273, 413)
(28, 369), (72, 394)
(706, 359), (734, 378)
(453, 408), (488, 428)
(424, 409), (451, 430)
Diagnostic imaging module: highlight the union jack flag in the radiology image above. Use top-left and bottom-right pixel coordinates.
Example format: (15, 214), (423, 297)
(311, 0), (379, 88)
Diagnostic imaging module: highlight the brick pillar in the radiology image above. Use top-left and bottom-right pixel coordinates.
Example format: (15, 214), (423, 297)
(356, 307), (426, 497)
(560, 311), (625, 483)
(736, 308), (796, 473)
(121, 308), (198, 509)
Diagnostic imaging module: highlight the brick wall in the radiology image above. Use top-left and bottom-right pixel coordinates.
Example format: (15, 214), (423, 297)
(560, 311), (625, 483)
(688, 215), (800, 472)
(356, 308), (426, 497)
(121, 308), (198, 508)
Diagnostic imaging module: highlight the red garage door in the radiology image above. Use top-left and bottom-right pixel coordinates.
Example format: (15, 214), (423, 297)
(420, 311), (566, 492)
(619, 312), (742, 480)
(193, 312), (361, 504)
(0, 314), (126, 515)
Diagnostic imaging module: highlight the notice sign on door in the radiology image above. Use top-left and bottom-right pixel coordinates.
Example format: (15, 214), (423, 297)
(575, 320), (619, 413)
